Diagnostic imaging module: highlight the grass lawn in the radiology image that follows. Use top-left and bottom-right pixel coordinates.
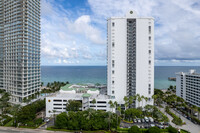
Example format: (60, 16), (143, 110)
(180, 129), (190, 133)
(4, 119), (13, 127)
(46, 127), (110, 133)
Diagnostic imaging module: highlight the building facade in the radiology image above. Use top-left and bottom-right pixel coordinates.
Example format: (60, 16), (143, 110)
(0, 0), (41, 103)
(176, 70), (200, 107)
(107, 11), (154, 107)
(46, 84), (115, 117)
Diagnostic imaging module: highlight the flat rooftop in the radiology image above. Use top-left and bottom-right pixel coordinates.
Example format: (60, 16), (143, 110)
(61, 84), (99, 92)
(47, 92), (110, 100)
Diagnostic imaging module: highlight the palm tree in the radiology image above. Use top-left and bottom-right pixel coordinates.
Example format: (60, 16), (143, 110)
(114, 101), (119, 126)
(141, 95), (145, 107)
(152, 94), (158, 106)
(108, 100), (115, 112)
(192, 105), (198, 117)
(137, 94), (142, 107)
(91, 99), (96, 109)
(52, 110), (56, 126)
(105, 111), (113, 131)
(123, 96), (129, 110)
(0, 92), (10, 115)
(41, 82), (44, 87)
(84, 108), (95, 120)
(12, 104), (21, 127)
(144, 97), (148, 105)
(114, 101), (118, 110)
(129, 96), (134, 108)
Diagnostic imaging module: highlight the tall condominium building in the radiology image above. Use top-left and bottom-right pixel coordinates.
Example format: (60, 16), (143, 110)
(0, 0), (41, 103)
(107, 11), (154, 107)
(176, 70), (200, 107)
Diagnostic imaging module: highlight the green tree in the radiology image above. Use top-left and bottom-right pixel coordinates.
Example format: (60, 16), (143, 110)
(124, 96), (129, 110)
(11, 104), (21, 127)
(152, 94), (158, 105)
(91, 99), (96, 108)
(137, 94), (142, 107)
(16, 100), (45, 125)
(167, 126), (178, 133)
(66, 100), (82, 111)
(129, 96), (134, 108)
(41, 82), (44, 87)
(128, 125), (141, 133)
(55, 112), (68, 128)
(144, 97), (148, 105)
(147, 126), (160, 133)
(0, 92), (10, 115)
(141, 95), (145, 107)
(108, 100), (114, 112)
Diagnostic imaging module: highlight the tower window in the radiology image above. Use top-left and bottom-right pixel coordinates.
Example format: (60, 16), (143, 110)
(149, 36), (151, 41)
(112, 42), (115, 47)
(149, 84), (151, 87)
(149, 60), (151, 65)
(149, 50), (151, 54)
(112, 70), (114, 74)
(149, 26), (151, 34)
(112, 81), (115, 84)
(112, 22), (115, 27)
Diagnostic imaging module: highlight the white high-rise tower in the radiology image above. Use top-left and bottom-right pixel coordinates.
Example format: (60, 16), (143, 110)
(0, 0), (41, 103)
(107, 11), (154, 107)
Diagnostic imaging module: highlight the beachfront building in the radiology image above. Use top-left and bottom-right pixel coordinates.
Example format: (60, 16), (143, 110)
(107, 10), (154, 107)
(176, 69), (200, 107)
(0, 0), (41, 103)
(46, 84), (115, 117)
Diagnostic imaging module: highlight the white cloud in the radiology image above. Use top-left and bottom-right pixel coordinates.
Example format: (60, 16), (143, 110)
(41, 0), (200, 65)
(41, 0), (106, 65)
(88, 0), (200, 62)
(66, 15), (105, 45)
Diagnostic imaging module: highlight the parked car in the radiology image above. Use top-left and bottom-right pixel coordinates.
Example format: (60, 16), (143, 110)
(144, 125), (150, 128)
(45, 118), (50, 122)
(140, 125), (144, 128)
(157, 124), (164, 129)
(149, 117), (154, 122)
(144, 117), (149, 123)
(137, 119), (141, 123)
(150, 124), (155, 127)
(134, 119), (137, 123)
(141, 119), (145, 123)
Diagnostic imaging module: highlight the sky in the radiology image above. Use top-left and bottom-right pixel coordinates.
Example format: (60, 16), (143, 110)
(41, 0), (200, 66)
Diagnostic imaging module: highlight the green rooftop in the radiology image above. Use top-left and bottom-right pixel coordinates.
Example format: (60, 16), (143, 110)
(82, 93), (91, 98)
(61, 84), (99, 92)
(61, 84), (74, 91)
(89, 88), (99, 91)
(78, 88), (87, 91)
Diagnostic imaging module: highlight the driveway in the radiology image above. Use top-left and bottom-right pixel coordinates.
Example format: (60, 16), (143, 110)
(39, 118), (54, 129)
(158, 104), (200, 133)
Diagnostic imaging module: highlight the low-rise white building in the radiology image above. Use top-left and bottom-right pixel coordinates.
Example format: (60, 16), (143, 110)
(46, 84), (115, 117)
(176, 69), (200, 107)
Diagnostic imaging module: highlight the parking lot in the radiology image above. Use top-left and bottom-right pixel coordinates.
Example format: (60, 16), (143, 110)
(120, 117), (170, 129)
(159, 104), (200, 133)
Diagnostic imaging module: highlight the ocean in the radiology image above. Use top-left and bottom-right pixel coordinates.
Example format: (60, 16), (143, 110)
(41, 66), (200, 89)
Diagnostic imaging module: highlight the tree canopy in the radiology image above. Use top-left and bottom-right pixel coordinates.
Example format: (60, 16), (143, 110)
(55, 109), (119, 130)
(66, 100), (82, 111)
(128, 125), (141, 133)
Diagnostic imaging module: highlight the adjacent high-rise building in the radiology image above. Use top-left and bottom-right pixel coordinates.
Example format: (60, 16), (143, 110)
(176, 70), (200, 107)
(107, 11), (154, 107)
(0, 0), (41, 103)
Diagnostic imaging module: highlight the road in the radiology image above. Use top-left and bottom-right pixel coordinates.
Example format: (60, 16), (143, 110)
(158, 105), (200, 133)
(39, 118), (54, 129)
(0, 127), (71, 133)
